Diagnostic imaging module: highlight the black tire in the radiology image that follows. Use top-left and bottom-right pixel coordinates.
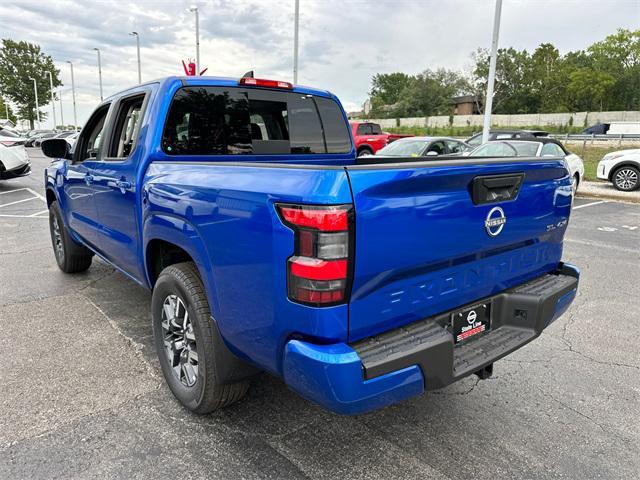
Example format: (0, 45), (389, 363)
(612, 166), (640, 191)
(357, 147), (373, 157)
(49, 201), (93, 273)
(152, 262), (249, 414)
(572, 174), (580, 194)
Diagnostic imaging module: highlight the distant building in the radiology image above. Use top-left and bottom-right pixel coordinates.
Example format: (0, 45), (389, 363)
(452, 95), (481, 115)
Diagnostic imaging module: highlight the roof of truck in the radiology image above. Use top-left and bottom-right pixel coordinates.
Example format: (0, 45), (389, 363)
(107, 75), (335, 102)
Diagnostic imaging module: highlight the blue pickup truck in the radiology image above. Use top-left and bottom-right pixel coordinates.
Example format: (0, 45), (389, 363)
(42, 76), (579, 415)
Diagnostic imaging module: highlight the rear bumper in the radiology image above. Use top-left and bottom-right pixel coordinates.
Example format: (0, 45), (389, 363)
(0, 162), (31, 179)
(283, 263), (579, 415)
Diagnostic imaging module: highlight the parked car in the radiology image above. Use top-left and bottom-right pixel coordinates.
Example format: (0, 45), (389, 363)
(33, 132), (59, 148)
(350, 121), (413, 156)
(0, 129), (30, 180)
(42, 75), (579, 416)
(54, 131), (76, 139)
(466, 129), (549, 148)
(64, 132), (80, 151)
(25, 130), (55, 147)
(375, 136), (470, 157)
(582, 123), (609, 135)
(468, 138), (584, 193)
(596, 148), (640, 191)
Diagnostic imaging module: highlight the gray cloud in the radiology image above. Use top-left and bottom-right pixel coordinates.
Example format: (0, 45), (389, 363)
(1, 0), (637, 125)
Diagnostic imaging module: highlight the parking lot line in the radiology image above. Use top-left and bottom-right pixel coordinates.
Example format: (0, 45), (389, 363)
(0, 188), (29, 195)
(0, 196), (39, 208)
(573, 200), (607, 210)
(26, 188), (47, 202)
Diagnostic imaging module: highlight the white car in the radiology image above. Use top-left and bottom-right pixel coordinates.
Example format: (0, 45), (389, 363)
(0, 127), (31, 180)
(596, 149), (640, 191)
(468, 139), (584, 193)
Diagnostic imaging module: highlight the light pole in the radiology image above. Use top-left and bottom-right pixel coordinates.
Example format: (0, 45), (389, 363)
(481, 0), (503, 144)
(66, 61), (78, 131)
(130, 32), (141, 83)
(93, 48), (103, 101)
(46, 71), (57, 130)
(58, 89), (64, 127)
(28, 77), (40, 128)
(4, 99), (8, 120)
(293, 0), (299, 84)
(189, 7), (200, 74)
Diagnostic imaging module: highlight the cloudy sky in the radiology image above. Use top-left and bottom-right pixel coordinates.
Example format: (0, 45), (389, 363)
(1, 0), (638, 128)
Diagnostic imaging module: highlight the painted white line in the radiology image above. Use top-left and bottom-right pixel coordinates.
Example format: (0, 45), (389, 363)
(564, 238), (639, 255)
(29, 209), (49, 217)
(573, 200), (607, 210)
(0, 213), (48, 219)
(0, 188), (28, 195)
(0, 196), (39, 208)
(26, 188), (47, 202)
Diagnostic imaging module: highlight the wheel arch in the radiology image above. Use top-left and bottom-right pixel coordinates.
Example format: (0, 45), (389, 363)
(609, 161), (640, 181)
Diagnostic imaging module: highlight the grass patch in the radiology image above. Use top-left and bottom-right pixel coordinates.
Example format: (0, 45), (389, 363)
(567, 145), (623, 182)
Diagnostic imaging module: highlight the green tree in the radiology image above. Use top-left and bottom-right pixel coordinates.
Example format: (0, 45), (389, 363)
(567, 68), (615, 111)
(395, 69), (471, 117)
(0, 39), (62, 129)
(370, 72), (412, 106)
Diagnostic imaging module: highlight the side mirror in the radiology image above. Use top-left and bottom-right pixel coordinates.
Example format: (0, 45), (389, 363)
(426, 150), (438, 156)
(41, 138), (71, 160)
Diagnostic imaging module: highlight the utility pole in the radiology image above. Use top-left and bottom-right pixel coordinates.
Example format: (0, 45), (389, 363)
(481, 0), (503, 144)
(130, 32), (141, 83)
(46, 71), (57, 130)
(189, 7), (200, 74)
(94, 48), (103, 100)
(293, 0), (299, 84)
(28, 77), (40, 128)
(66, 61), (78, 131)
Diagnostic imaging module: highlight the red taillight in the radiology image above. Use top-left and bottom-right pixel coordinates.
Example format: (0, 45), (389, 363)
(277, 204), (352, 306)
(0, 140), (22, 147)
(239, 77), (293, 89)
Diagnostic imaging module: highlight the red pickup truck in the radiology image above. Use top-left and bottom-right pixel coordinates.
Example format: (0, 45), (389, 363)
(350, 121), (413, 156)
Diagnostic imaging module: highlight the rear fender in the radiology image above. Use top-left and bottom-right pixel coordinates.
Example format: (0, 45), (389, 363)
(143, 213), (220, 314)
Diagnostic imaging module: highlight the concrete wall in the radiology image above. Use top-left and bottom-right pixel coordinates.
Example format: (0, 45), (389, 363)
(366, 111), (640, 129)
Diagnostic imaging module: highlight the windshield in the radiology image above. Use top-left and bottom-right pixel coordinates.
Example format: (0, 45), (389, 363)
(376, 139), (427, 156)
(510, 142), (540, 156)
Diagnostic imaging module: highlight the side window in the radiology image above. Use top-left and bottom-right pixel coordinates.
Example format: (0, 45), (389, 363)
(108, 94), (146, 159)
(315, 97), (351, 153)
(75, 104), (110, 163)
(446, 140), (463, 154)
(541, 143), (565, 156)
(370, 123), (382, 135)
(426, 141), (446, 155)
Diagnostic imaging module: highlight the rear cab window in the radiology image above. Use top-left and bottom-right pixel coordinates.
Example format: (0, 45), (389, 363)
(162, 86), (351, 156)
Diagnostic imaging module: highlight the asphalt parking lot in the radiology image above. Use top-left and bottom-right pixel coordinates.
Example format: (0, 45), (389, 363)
(1, 149), (638, 479)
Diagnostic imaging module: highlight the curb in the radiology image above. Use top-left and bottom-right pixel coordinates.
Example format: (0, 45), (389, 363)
(576, 192), (640, 204)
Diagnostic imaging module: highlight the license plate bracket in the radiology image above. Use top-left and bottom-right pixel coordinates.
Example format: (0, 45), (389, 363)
(451, 303), (491, 344)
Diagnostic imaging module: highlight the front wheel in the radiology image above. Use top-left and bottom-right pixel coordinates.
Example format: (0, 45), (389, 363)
(612, 166), (640, 191)
(152, 262), (250, 414)
(49, 201), (93, 273)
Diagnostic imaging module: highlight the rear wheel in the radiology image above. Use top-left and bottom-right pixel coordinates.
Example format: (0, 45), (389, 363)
(49, 201), (93, 273)
(152, 262), (250, 414)
(571, 174), (579, 195)
(612, 166), (639, 191)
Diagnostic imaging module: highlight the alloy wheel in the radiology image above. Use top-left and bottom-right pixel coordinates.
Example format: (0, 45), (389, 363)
(52, 215), (64, 261)
(161, 294), (198, 387)
(614, 168), (638, 190)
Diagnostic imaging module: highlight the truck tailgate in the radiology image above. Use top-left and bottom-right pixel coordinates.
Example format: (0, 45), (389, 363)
(345, 157), (572, 341)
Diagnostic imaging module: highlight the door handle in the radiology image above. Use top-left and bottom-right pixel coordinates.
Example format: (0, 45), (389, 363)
(84, 174), (94, 185)
(115, 180), (132, 194)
